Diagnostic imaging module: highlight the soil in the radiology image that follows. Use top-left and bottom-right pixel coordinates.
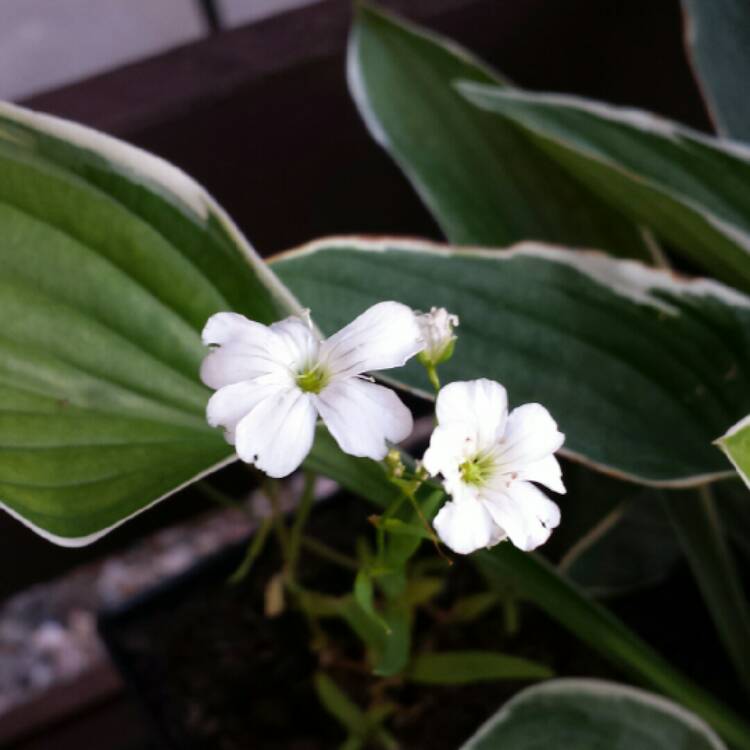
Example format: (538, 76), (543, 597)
(100, 494), (743, 750)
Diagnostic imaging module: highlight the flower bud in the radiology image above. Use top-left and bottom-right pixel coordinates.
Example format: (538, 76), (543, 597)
(416, 307), (459, 367)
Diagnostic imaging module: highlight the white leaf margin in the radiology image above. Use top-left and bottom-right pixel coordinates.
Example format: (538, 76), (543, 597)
(460, 678), (727, 750)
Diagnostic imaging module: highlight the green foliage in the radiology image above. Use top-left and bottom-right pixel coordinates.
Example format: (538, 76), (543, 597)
(457, 84), (750, 292)
(407, 650), (552, 685)
(348, 3), (649, 259)
(682, 0), (750, 142)
(460, 679), (727, 750)
(272, 237), (750, 485)
(0, 103), (298, 544)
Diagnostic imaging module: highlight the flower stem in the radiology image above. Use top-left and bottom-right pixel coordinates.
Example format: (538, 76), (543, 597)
(301, 536), (360, 571)
(426, 364), (441, 392)
(287, 472), (317, 584)
(266, 479), (291, 561)
(228, 514), (273, 585)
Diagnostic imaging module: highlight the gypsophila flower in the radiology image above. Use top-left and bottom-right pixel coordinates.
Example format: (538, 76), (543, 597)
(201, 302), (423, 478)
(416, 307), (459, 367)
(423, 379), (564, 554)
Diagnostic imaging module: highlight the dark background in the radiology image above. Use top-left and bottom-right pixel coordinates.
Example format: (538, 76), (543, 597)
(1, 0), (712, 603)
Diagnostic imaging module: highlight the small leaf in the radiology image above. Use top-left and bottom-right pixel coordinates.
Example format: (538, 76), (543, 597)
(461, 678), (728, 750)
(314, 672), (367, 735)
(446, 592), (501, 623)
(354, 570), (391, 634)
(716, 415), (750, 489)
(373, 602), (411, 677)
(408, 651), (552, 685)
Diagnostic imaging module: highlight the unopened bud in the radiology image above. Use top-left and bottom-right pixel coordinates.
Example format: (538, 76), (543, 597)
(416, 307), (459, 367)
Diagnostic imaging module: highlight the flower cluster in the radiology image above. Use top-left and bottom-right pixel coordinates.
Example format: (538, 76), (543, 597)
(201, 302), (564, 555)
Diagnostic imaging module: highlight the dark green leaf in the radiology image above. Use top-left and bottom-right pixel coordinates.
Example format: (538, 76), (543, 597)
(273, 237), (750, 485)
(349, 4), (649, 259)
(461, 679), (727, 750)
(0, 103), (300, 544)
(682, 0), (750, 142)
(457, 84), (750, 291)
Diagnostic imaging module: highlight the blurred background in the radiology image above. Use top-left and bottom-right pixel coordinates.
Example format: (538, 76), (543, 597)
(0, 1), (714, 748)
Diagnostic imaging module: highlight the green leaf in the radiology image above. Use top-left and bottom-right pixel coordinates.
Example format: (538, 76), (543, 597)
(0, 102), (299, 544)
(460, 678), (727, 750)
(348, 4), (649, 259)
(664, 487), (750, 697)
(373, 601), (411, 677)
(305, 426), (402, 507)
(314, 672), (367, 735)
(457, 84), (750, 291)
(716, 415), (750, 488)
(408, 650), (552, 685)
(477, 546), (750, 749)
(559, 495), (682, 597)
(682, 0), (750, 142)
(272, 237), (750, 485)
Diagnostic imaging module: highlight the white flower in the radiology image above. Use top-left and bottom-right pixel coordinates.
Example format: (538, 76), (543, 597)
(201, 302), (423, 478)
(416, 307), (459, 366)
(423, 379), (565, 554)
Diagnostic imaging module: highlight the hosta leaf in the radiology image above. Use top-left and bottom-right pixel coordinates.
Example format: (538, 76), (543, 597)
(0, 102), (300, 545)
(716, 415), (750, 489)
(460, 679), (727, 750)
(348, 4), (649, 259)
(559, 495), (682, 598)
(272, 237), (750, 485)
(682, 0), (750, 142)
(457, 84), (750, 291)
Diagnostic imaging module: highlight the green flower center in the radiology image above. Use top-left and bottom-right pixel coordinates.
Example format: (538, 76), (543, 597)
(459, 453), (496, 487)
(296, 365), (329, 394)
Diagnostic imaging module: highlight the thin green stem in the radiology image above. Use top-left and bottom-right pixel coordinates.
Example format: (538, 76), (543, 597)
(266, 479), (291, 561)
(426, 364), (441, 392)
(287, 472), (317, 583)
(302, 536), (360, 571)
(228, 514), (273, 585)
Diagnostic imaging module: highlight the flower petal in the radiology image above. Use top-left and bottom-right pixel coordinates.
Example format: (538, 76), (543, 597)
(234, 388), (317, 478)
(270, 315), (320, 368)
(320, 301), (422, 379)
(200, 313), (291, 390)
(200, 345), (291, 390)
(202, 312), (269, 347)
(422, 422), (477, 477)
(497, 403), (565, 466)
(482, 481), (560, 551)
(314, 379), (413, 460)
(206, 380), (287, 444)
(436, 379), (508, 449)
(433, 498), (497, 555)
(516, 454), (566, 494)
